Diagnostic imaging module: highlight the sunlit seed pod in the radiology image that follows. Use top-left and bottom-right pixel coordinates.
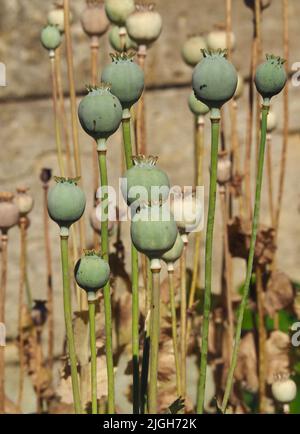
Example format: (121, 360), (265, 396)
(188, 92), (210, 117)
(47, 177), (86, 230)
(181, 35), (207, 67)
(266, 110), (277, 133)
(126, 3), (162, 47)
(101, 52), (144, 109)
(234, 73), (244, 100)
(105, 0), (135, 26)
(74, 251), (110, 295)
(47, 3), (66, 33)
(121, 155), (170, 206)
(0, 192), (19, 232)
(78, 84), (123, 140)
(40, 24), (62, 51)
(217, 151), (232, 185)
(161, 232), (184, 265)
(171, 192), (203, 234)
(192, 49), (238, 109)
(109, 25), (138, 52)
(271, 375), (297, 404)
(81, 0), (109, 37)
(206, 30), (236, 52)
(255, 54), (287, 101)
(131, 204), (178, 260)
(15, 186), (34, 217)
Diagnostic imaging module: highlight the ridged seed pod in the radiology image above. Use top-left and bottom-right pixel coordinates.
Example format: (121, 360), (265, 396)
(101, 52), (144, 109)
(78, 85), (123, 140)
(131, 204), (177, 260)
(47, 177), (86, 233)
(192, 49), (238, 109)
(255, 54), (287, 102)
(121, 156), (170, 206)
(74, 251), (110, 298)
(15, 186), (34, 217)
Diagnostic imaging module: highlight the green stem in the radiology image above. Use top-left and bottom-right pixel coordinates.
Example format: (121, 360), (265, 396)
(97, 145), (115, 414)
(122, 112), (140, 414)
(148, 266), (161, 414)
(221, 103), (269, 413)
(168, 270), (181, 397)
(60, 235), (82, 414)
(88, 300), (97, 414)
(197, 111), (220, 414)
(180, 245), (187, 397)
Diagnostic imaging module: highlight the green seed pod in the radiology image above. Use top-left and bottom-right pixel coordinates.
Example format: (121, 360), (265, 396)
(162, 232), (184, 267)
(101, 52), (144, 109)
(192, 49), (238, 109)
(81, 0), (109, 37)
(255, 54), (287, 102)
(74, 250), (110, 299)
(271, 375), (297, 404)
(126, 3), (162, 46)
(172, 193), (203, 235)
(188, 92), (210, 117)
(40, 24), (62, 51)
(121, 156), (170, 206)
(131, 204), (178, 260)
(206, 30), (236, 52)
(47, 177), (86, 234)
(0, 192), (19, 233)
(109, 25), (138, 52)
(105, 0), (135, 26)
(78, 84), (123, 140)
(181, 35), (207, 67)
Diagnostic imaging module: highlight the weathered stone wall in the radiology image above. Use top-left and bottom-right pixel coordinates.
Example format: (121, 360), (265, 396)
(1, 0), (300, 411)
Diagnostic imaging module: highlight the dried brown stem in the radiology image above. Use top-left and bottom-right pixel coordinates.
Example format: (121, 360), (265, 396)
(0, 233), (8, 414)
(17, 218), (27, 408)
(136, 45), (147, 155)
(180, 242), (187, 397)
(266, 134), (275, 228)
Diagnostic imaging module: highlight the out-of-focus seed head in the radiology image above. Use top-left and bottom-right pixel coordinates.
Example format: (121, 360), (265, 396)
(0, 192), (19, 233)
(181, 35), (207, 67)
(271, 373), (297, 404)
(126, 2), (162, 47)
(15, 186), (34, 217)
(109, 25), (138, 52)
(105, 0), (135, 26)
(217, 151), (232, 185)
(47, 2), (65, 33)
(81, 0), (110, 37)
(40, 168), (53, 184)
(206, 28), (236, 52)
(188, 92), (210, 117)
(161, 232), (184, 265)
(266, 110), (277, 133)
(40, 24), (62, 51)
